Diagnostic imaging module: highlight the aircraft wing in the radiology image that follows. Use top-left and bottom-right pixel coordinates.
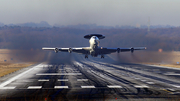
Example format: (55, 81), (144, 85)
(42, 47), (91, 54)
(42, 47), (146, 55)
(100, 47), (146, 54)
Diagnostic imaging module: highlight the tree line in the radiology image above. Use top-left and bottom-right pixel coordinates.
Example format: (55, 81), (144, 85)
(0, 26), (180, 51)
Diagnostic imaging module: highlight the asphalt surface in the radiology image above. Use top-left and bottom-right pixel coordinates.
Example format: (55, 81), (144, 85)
(0, 54), (180, 101)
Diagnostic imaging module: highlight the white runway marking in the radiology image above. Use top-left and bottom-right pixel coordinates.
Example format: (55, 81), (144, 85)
(81, 86), (95, 88)
(0, 64), (43, 88)
(172, 85), (180, 88)
(146, 82), (155, 84)
(0, 87), (16, 89)
(36, 73), (82, 75)
(167, 88), (176, 91)
(57, 79), (68, 81)
(134, 85), (149, 88)
(54, 86), (68, 88)
(38, 79), (49, 81)
(164, 73), (180, 76)
(17, 80), (33, 82)
(107, 85), (122, 88)
(28, 86), (42, 89)
(77, 79), (88, 81)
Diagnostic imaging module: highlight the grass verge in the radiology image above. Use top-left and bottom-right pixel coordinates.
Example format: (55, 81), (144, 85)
(0, 62), (34, 77)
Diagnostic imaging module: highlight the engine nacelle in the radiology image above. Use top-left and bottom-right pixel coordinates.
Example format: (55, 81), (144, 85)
(117, 48), (120, 53)
(54, 47), (59, 53)
(68, 48), (72, 53)
(131, 47), (134, 53)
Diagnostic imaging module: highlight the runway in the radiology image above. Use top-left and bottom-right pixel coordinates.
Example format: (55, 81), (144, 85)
(0, 55), (180, 100)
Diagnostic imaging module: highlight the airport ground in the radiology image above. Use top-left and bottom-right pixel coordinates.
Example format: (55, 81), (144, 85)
(0, 50), (180, 100)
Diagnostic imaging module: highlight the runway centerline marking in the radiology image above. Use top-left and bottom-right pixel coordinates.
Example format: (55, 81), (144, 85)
(77, 79), (88, 81)
(38, 79), (49, 81)
(36, 73), (82, 75)
(81, 86), (95, 88)
(57, 79), (68, 81)
(54, 86), (68, 88)
(107, 85), (122, 88)
(28, 86), (42, 89)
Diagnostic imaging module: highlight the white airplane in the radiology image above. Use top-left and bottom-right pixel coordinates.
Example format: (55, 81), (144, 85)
(42, 34), (146, 58)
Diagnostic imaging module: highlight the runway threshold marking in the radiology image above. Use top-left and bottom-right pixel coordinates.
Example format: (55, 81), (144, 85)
(28, 86), (42, 89)
(107, 85), (122, 88)
(54, 86), (68, 88)
(81, 86), (95, 88)
(36, 73), (82, 75)
(141, 80), (147, 82)
(134, 85), (149, 88)
(38, 79), (49, 81)
(0, 87), (16, 89)
(146, 82), (155, 84)
(77, 79), (88, 81)
(18, 80), (33, 82)
(57, 79), (68, 81)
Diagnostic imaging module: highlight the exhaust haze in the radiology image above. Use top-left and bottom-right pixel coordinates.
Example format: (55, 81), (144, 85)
(110, 51), (179, 64)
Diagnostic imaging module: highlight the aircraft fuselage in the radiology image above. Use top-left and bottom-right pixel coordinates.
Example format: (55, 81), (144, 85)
(89, 36), (101, 57)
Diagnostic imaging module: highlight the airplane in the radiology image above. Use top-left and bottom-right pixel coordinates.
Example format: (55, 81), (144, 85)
(42, 34), (146, 58)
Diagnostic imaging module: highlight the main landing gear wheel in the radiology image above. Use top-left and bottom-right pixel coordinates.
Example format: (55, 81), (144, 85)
(85, 55), (88, 58)
(101, 55), (104, 58)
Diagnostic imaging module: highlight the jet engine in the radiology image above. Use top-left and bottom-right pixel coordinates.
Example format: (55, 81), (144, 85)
(131, 47), (134, 53)
(68, 48), (72, 53)
(54, 47), (59, 53)
(117, 48), (120, 53)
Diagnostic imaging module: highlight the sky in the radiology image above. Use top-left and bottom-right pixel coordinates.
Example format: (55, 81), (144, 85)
(0, 0), (180, 26)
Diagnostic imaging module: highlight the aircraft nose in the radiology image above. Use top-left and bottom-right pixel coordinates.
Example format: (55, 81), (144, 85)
(94, 40), (98, 44)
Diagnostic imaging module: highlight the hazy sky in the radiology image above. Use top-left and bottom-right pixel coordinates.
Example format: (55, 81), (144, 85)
(0, 0), (180, 26)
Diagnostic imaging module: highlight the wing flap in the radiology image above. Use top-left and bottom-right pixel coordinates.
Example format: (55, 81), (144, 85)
(120, 47), (146, 52)
(42, 47), (55, 50)
(100, 48), (117, 54)
(72, 47), (91, 54)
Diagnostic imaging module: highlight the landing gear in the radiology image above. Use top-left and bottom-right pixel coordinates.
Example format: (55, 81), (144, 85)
(85, 55), (88, 58)
(101, 55), (104, 58)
